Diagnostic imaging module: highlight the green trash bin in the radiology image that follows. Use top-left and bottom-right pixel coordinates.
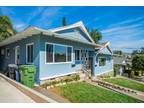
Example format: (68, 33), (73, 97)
(19, 65), (36, 88)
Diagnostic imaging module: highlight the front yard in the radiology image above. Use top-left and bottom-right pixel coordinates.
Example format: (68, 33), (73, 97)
(103, 77), (144, 92)
(49, 82), (143, 103)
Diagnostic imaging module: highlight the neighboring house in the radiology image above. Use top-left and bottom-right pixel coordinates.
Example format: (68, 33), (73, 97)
(113, 54), (126, 75)
(113, 53), (132, 76)
(0, 21), (113, 84)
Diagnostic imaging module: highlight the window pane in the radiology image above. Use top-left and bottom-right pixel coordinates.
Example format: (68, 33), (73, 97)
(46, 44), (53, 62)
(67, 47), (72, 62)
(75, 50), (80, 60)
(6, 49), (10, 57)
(31, 45), (33, 62)
(55, 45), (66, 62)
(27, 44), (33, 63)
(27, 46), (30, 62)
(99, 58), (106, 66)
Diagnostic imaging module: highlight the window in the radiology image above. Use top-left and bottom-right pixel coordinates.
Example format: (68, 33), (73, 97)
(75, 50), (81, 61)
(26, 43), (34, 63)
(1, 49), (4, 55)
(45, 43), (72, 63)
(67, 47), (72, 62)
(6, 48), (10, 58)
(99, 57), (106, 66)
(46, 44), (53, 63)
(55, 45), (66, 62)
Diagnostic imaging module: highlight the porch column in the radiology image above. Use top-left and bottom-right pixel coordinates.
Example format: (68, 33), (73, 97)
(92, 52), (96, 78)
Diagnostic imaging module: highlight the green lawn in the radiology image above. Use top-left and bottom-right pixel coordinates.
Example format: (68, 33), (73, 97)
(103, 77), (144, 92)
(50, 82), (143, 103)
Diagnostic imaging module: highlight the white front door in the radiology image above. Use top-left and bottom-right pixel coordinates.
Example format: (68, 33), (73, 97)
(15, 46), (20, 64)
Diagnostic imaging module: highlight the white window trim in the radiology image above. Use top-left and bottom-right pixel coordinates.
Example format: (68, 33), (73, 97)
(15, 46), (20, 64)
(45, 42), (73, 64)
(98, 57), (106, 67)
(5, 48), (10, 58)
(26, 43), (34, 64)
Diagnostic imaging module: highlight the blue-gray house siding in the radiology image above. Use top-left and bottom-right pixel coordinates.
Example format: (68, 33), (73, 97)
(39, 35), (95, 81)
(94, 54), (113, 75)
(0, 35), (41, 83)
(0, 25), (113, 84)
(55, 27), (93, 43)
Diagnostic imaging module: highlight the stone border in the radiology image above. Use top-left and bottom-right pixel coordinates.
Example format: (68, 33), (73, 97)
(0, 73), (57, 103)
(91, 79), (144, 101)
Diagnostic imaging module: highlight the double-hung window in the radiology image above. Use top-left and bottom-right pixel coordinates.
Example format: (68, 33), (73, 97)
(26, 43), (34, 64)
(6, 48), (10, 58)
(67, 47), (72, 62)
(46, 43), (72, 63)
(46, 44), (53, 62)
(55, 45), (67, 62)
(99, 57), (106, 66)
(75, 50), (81, 61)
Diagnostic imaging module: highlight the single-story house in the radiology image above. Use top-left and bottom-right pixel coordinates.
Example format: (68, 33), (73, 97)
(0, 21), (113, 84)
(113, 54), (126, 75)
(113, 54), (132, 76)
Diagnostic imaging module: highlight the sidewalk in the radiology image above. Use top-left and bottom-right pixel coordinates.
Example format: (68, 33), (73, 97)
(0, 77), (35, 103)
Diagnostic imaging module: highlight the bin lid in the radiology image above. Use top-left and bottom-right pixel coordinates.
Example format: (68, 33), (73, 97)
(8, 64), (18, 68)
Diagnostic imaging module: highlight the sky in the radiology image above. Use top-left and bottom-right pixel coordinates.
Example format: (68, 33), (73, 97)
(0, 6), (144, 53)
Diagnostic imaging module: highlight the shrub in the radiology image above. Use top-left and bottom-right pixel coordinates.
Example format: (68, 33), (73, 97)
(51, 80), (59, 85)
(64, 78), (72, 83)
(130, 70), (135, 78)
(41, 74), (80, 88)
(75, 74), (80, 81)
(41, 83), (47, 89)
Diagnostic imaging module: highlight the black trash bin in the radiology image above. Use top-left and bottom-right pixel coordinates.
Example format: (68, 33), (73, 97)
(8, 64), (18, 80)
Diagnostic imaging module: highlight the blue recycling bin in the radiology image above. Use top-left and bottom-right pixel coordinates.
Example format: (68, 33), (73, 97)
(15, 69), (20, 82)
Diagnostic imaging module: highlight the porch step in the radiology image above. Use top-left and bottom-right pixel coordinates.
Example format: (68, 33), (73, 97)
(82, 69), (92, 80)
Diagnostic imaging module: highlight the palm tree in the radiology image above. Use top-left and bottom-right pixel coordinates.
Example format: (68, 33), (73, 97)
(86, 27), (102, 44)
(0, 16), (16, 41)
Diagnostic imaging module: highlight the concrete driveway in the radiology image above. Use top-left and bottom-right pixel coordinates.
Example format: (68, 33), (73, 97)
(0, 77), (35, 103)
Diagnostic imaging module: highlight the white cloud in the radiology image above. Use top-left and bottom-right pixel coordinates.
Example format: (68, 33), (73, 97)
(107, 16), (144, 28)
(100, 17), (144, 53)
(85, 17), (100, 26)
(14, 23), (27, 32)
(33, 7), (62, 28)
(27, 7), (45, 23)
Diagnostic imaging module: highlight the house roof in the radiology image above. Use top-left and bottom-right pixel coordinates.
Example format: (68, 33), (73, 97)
(49, 21), (95, 44)
(0, 26), (100, 47)
(113, 55), (126, 65)
(96, 41), (113, 54)
(0, 21), (111, 51)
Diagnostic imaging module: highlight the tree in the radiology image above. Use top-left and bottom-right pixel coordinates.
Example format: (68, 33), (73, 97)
(0, 16), (16, 41)
(140, 47), (144, 54)
(132, 55), (144, 76)
(88, 28), (102, 44)
(62, 17), (67, 26)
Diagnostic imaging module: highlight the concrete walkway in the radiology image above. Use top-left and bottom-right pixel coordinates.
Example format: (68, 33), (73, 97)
(0, 77), (35, 103)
